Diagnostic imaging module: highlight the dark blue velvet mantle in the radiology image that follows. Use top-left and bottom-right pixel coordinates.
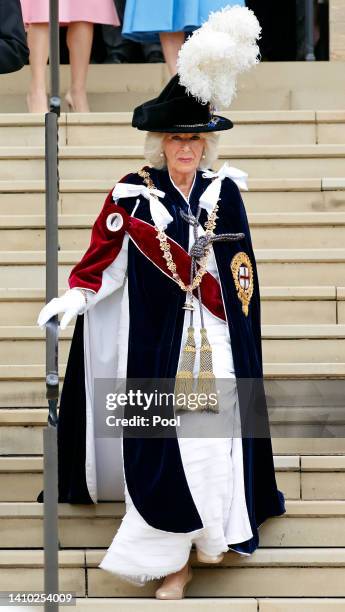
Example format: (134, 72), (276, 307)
(39, 167), (286, 555)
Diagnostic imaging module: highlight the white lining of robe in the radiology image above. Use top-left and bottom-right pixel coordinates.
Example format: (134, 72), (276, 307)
(83, 235), (130, 502)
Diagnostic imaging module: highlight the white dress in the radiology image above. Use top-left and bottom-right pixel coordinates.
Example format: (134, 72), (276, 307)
(98, 179), (253, 586)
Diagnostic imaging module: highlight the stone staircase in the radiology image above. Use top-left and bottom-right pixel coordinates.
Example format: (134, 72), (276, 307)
(2, 63), (345, 112)
(0, 67), (345, 609)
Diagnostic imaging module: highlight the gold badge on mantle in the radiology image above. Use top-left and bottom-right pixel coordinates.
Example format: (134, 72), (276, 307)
(230, 252), (254, 316)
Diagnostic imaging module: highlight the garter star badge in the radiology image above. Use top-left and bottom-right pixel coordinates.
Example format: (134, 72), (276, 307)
(230, 252), (254, 316)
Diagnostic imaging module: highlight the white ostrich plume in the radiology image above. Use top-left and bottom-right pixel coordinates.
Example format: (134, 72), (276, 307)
(177, 5), (261, 109)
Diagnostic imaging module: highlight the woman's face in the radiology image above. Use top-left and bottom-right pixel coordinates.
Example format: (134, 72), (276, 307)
(162, 133), (205, 175)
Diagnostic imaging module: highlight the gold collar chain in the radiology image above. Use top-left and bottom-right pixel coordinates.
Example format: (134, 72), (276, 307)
(138, 167), (219, 293)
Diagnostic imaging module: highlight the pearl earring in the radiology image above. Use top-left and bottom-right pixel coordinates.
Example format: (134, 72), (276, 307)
(160, 152), (164, 158)
(202, 154), (206, 159)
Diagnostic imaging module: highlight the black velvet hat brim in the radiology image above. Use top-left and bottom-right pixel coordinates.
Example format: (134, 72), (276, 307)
(131, 74), (234, 133)
(138, 115), (233, 133)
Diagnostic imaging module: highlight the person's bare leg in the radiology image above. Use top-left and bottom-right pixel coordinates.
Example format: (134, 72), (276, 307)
(26, 23), (49, 113)
(66, 21), (93, 112)
(159, 32), (185, 75)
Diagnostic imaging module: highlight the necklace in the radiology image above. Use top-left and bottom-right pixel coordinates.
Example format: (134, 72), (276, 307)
(138, 167), (219, 295)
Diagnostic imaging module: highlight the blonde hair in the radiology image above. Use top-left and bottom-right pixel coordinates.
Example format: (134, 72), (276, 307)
(144, 131), (220, 171)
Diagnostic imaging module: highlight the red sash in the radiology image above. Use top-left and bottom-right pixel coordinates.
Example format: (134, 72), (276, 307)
(128, 216), (226, 322)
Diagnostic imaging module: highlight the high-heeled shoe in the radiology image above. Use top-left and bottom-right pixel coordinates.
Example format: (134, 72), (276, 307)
(64, 91), (90, 113)
(64, 91), (75, 112)
(155, 565), (193, 600)
(196, 549), (224, 564)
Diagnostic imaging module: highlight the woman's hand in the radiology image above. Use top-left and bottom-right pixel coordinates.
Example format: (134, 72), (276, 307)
(37, 288), (87, 331)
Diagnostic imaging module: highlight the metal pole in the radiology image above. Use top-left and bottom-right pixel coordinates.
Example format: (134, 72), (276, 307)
(44, 1), (60, 610)
(49, 0), (61, 112)
(305, 0), (316, 60)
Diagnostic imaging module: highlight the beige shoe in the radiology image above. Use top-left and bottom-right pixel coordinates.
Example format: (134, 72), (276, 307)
(155, 565), (193, 600)
(196, 549), (224, 564)
(64, 91), (75, 112)
(65, 91), (90, 113)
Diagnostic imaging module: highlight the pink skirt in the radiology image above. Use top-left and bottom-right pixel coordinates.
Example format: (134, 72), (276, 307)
(20, 0), (119, 26)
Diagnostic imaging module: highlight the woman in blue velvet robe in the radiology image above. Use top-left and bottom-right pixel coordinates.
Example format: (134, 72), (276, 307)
(37, 63), (285, 596)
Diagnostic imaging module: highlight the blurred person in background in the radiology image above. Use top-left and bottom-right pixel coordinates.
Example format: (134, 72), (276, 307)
(121, 0), (245, 75)
(296, 0), (329, 60)
(20, 0), (120, 112)
(247, 0), (329, 61)
(246, 0), (297, 60)
(102, 0), (163, 64)
(0, 0), (29, 73)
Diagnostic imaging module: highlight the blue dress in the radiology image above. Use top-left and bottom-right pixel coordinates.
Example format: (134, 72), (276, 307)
(122, 0), (245, 43)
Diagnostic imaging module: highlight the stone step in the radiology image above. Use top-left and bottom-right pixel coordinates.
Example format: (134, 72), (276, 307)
(88, 548), (345, 598)
(4, 110), (345, 146)
(0, 358), (343, 381)
(0, 324), (345, 342)
(1, 454), (301, 503)
(2, 144), (345, 180)
(0, 598), (342, 612)
(258, 601), (345, 612)
(245, 183), (345, 213)
(1, 110), (345, 146)
(0, 599), (342, 612)
(262, 286), (340, 325)
(1, 324), (345, 365)
(0, 600), (345, 612)
(1, 360), (345, 407)
(2, 548), (345, 601)
(0, 286), (339, 326)
(1, 407), (344, 454)
(1, 179), (344, 215)
(1, 501), (345, 550)
(1, 455), (345, 502)
(0, 110), (321, 147)
(2, 548), (345, 600)
(2, 213), (341, 227)
(2, 249), (345, 287)
(1, 212), (345, 250)
(250, 214), (345, 248)
(3, 405), (342, 425)
(2, 62), (345, 111)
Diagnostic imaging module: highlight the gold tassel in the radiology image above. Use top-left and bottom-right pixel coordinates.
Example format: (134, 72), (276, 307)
(174, 326), (196, 411)
(195, 327), (219, 413)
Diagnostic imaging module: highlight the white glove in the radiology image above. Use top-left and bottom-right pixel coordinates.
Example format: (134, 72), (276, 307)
(37, 288), (87, 331)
